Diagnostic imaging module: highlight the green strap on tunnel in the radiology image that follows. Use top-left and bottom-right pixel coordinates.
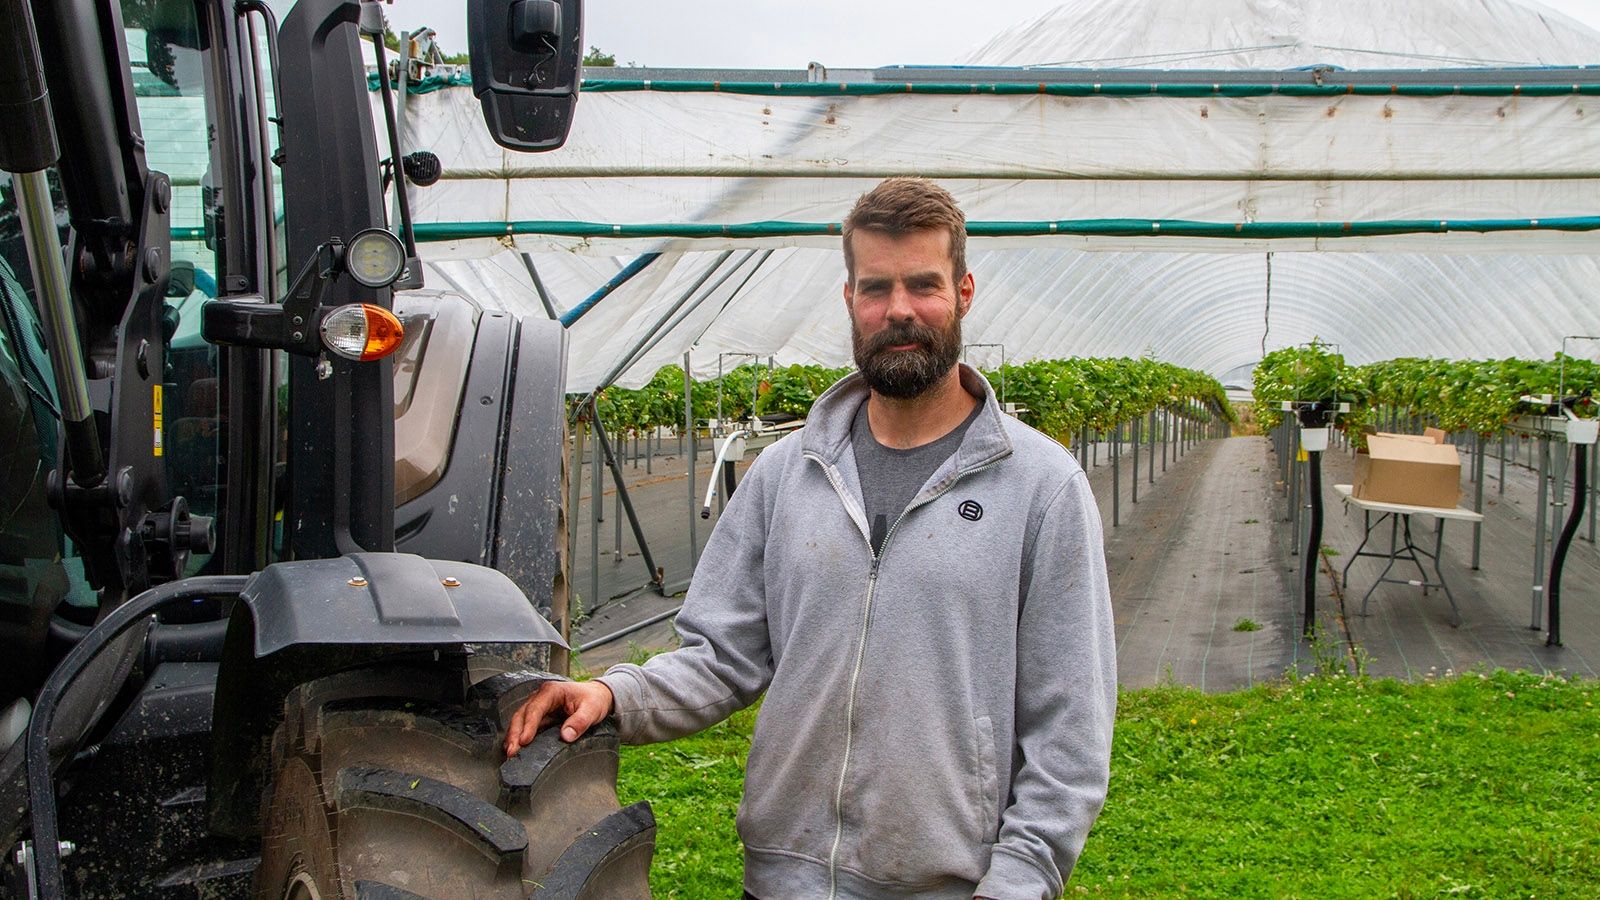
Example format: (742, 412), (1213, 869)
(402, 216), (1600, 242)
(171, 216), (1600, 246)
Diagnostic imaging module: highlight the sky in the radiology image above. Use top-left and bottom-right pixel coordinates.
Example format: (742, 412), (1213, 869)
(379, 0), (1600, 69)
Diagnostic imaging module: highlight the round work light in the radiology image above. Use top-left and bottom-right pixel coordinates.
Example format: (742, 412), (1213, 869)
(345, 228), (406, 288)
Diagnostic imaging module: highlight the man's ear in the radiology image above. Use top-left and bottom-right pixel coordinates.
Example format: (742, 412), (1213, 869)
(957, 272), (975, 318)
(843, 280), (855, 315)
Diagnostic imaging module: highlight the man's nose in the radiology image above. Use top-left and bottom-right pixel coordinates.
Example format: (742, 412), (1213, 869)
(885, 283), (917, 321)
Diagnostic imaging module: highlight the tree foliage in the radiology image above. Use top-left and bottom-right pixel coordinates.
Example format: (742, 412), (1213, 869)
(582, 45), (616, 67)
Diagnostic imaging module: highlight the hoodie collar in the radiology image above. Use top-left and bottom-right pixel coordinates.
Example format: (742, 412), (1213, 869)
(802, 364), (1013, 472)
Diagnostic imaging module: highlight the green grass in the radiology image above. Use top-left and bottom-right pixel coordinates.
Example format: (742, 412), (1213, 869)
(618, 670), (1600, 898)
(617, 705), (754, 898)
(1232, 617), (1263, 632)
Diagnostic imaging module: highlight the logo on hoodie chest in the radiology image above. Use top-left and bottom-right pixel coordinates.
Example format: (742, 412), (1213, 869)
(957, 499), (983, 521)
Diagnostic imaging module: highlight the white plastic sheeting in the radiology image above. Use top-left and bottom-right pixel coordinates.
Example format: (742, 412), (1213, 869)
(400, 0), (1600, 390)
(962, 0), (1600, 69)
(412, 90), (1600, 252)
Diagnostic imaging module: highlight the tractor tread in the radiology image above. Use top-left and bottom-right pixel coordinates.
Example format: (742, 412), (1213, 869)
(499, 721), (619, 811)
(527, 801), (656, 900)
(255, 664), (652, 899)
(335, 765), (529, 859)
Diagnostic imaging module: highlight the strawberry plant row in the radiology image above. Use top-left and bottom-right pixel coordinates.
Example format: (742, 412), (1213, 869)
(588, 358), (1234, 446)
(1253, 345), (1600, 438)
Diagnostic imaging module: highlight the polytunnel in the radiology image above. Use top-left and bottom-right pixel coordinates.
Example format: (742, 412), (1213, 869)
(398, 0), (1600, 392)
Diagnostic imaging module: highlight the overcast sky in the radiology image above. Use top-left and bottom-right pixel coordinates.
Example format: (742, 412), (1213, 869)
(379, 0), (1600, 69)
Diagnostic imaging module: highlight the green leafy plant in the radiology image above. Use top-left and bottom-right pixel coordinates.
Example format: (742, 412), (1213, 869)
(589, 358), (1234, 446)
(981, 357), (1234, 444)
(1254, 349), (1600, 442)
(1251, 341), (1365, 433)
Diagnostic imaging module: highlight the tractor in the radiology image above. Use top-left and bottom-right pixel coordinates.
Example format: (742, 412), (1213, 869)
(0, 0), (653, 896)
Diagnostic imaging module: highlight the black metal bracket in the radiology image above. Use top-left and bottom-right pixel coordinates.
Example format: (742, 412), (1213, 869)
(200, 239), (347, 357)
(46, 172), (223, 600)
(1293, 399), (1336, 429)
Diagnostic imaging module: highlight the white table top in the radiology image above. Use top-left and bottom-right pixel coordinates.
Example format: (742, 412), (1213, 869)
(1333, 484), (1485, 523)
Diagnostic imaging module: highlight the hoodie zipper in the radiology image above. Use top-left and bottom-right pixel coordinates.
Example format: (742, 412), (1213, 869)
(806, 451), (1005, 899)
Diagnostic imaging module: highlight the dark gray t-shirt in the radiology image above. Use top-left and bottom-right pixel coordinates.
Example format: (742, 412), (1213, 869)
(851, 398), (982, 555)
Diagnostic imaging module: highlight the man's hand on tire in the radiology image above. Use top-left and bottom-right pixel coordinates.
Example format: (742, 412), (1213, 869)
(504, 679), (615, 756)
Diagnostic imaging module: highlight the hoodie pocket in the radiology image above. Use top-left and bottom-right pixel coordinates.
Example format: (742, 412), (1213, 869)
(973, 715), (1001, 844)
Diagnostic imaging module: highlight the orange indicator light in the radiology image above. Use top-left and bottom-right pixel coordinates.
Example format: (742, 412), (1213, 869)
(320, 303), (405, 361)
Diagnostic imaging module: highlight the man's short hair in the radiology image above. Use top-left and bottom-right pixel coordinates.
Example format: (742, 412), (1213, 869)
(842, 178), (967, 287)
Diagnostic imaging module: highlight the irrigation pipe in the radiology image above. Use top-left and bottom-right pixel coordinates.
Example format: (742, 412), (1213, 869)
(1546, 443), (1589, 647)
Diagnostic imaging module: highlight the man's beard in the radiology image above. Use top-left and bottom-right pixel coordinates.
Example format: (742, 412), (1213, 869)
(851, 314), (962, 400)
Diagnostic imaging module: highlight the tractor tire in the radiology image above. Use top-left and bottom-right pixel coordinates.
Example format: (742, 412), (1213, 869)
(254, 663), (654, 900)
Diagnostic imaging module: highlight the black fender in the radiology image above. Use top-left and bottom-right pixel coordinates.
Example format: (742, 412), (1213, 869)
(206, 552), (565, 837)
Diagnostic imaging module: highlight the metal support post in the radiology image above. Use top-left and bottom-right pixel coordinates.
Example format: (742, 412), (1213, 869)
(685, 352), (698, 571)
(1148, 411), (1157, 483)
(1589, 440), (1598, 544)
(1499, 431), (1507, 495)
(1532, 437), (1550, 629)
(1112, 422), (1121, 527)
(590, 406), (603, 617)
(1472, 432), (1485, 570)
(1132, 417), (1140, 504)
(1556, 440), (1571, 523)
(591, 409), (663, 586)
(1553, 437), (1572, 551)
(1289, 423), (1301, 555)
(1161, 411), (1168, 473)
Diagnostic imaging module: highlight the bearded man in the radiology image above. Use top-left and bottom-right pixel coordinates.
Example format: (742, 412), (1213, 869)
(507, 178), (1116, 900)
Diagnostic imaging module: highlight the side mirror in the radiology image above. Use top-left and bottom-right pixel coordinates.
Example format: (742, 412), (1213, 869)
(467, 0), (582, 152)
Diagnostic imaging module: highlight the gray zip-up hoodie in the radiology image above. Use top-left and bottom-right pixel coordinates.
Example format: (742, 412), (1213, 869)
(599, 366), (1116, 900)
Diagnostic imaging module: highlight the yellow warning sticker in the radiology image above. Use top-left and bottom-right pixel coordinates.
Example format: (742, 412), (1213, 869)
(1296, 447), (1307, 462)
(153, 384), (164, 457)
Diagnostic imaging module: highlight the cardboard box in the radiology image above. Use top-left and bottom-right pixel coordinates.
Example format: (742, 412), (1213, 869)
(1362, 426), (1449, 445)
(1353, 433), (1463, 509)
